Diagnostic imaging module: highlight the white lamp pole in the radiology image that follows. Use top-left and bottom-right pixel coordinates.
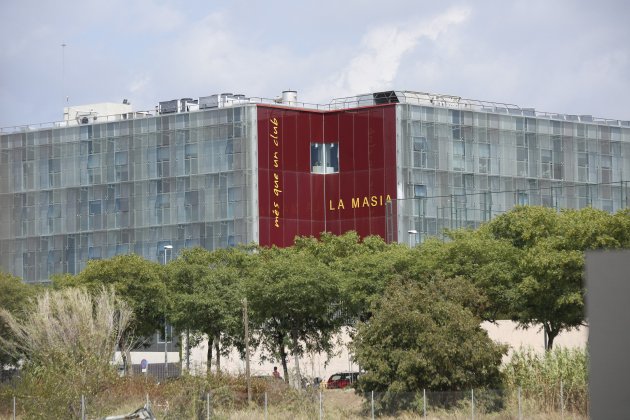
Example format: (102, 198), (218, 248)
(163, 245), (173, 374)
(408, 230), (418, 248)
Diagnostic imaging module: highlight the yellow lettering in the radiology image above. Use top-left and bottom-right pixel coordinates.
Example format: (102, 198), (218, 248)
(274, 173), (279, 180)
(380, 195), (383, 206)
(274, 220), (280, 228)
(352, 197), (360, 208)
(274, 202), (279, 208)
(371, 196), (378, 206)
(273, 126), (278, 135)
(329, 200), (334, 211)
(386, 194), (392, 202)
(270, 117), (278, 126)
(273, 138), (279, 147)
(338, 199), (345, 210)
(273, 151), (279, 168)
(362, 197), (369, 207)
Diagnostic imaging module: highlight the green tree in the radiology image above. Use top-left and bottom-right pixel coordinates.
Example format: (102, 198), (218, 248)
(295, 232), (413, 322)
(484, 206), (630, 349)
(54, 254), (166, 371)
(167, 246), (249, 372)
(0, 272), (38, 370)
(352, 277), (506, 412)
(338, 238), (411, 322)
(246, 246), (341, 384)
(413, 232), (520, 321)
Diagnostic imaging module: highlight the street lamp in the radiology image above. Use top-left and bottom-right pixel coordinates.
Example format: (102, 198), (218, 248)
(408, 230), (418, 248)
(163, 245), (173, 375)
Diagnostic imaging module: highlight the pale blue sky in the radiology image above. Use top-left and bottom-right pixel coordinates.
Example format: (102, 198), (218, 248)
(1, 0), (629, 127)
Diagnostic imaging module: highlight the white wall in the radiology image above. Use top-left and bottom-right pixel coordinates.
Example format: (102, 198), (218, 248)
(167, 321), (588, 381)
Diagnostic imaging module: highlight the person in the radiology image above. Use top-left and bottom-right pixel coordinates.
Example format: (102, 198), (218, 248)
(272, 366), (281, 379)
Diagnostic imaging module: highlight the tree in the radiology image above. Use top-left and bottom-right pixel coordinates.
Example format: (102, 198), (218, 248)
(352, 277), (506, 412)
(337, 238), (412, 322)
(53, 254), (166, 372)
(0, 272), (38, 371)
(246, 246), (341, 384)
(295, 232), (413, 322)
(484, 206), (630, 349)
(413, 232), (520, 321)
(167, 247), (249, 372)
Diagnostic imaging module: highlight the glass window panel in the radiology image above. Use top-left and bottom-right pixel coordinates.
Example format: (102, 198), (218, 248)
(311, 143), (323, 173)
(414, 184), (427, 197)
(311, 143), (338, 173)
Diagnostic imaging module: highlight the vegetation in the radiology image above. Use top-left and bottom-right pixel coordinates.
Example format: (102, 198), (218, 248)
(484, 206), (629, 349)
(246, 245), (342, 384)
(0, 287), (132, 419)
(53, 254), (166, 372)
(503, 347), (588, 415)
(352, 277), (507, 412)
(0, 272), (38, 371)
(166, 246), (250, 372)
(2, 205), (627, 415)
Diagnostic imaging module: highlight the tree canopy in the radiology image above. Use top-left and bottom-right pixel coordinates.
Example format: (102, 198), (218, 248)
(166, 246), (249, 371)
(246, 246), (341, 383)
(352, 277), (506, 411)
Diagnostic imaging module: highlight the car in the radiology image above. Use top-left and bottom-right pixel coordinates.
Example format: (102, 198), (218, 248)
(326, 372), (361, 389)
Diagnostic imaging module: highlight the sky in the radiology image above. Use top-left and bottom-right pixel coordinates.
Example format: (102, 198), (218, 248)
(1, 0), (629, 128)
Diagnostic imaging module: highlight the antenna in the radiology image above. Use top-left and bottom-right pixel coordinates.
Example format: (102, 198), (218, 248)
(61, 42), (67, 118)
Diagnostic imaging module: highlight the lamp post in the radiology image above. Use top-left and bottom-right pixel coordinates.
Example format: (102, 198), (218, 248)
(408, 230), (418, 248)
(163, 245), (173, 375)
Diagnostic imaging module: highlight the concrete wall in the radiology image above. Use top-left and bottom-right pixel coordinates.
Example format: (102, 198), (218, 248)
(174, 321), (588, 381)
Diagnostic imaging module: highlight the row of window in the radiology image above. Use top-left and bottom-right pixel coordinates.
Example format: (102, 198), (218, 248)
(408, 106), (630, 140)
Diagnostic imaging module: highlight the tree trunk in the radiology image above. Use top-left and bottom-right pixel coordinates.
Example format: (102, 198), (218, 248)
(278, 333), (289, 384)
(119, 335), (133, 376)
(186, 329), (190, 371)
(214, 332), (221, 373)
(291, 328), (302, 389)
(207, 335), (213, 374)
(544, 323), (559, 350)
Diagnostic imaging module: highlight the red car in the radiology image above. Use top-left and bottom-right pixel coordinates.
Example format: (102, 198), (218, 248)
(326, 372), (360, 389)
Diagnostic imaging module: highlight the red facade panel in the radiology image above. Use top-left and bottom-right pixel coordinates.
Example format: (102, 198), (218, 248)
(257, 105), (397, 248)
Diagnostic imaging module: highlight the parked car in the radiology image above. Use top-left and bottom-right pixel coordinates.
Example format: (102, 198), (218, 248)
(326, 372), (361, 389)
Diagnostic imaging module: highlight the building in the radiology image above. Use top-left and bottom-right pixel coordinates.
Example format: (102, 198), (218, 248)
(1, 90), (629, 283)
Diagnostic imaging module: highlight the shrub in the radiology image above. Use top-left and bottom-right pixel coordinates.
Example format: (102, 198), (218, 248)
(0, 287), (132, 418)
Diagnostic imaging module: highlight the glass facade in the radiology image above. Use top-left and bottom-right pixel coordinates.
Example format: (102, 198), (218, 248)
(396, 104), (630, 241)
(2, 91), (630, 283)
(0, 107), (258, 283)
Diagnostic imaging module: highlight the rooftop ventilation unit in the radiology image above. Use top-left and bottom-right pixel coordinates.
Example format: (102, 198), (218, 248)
(199, 94), (219, 109)
(281, 90), (297, 105)
(373, 91), (399, 105)
(158, 99), (179, 114)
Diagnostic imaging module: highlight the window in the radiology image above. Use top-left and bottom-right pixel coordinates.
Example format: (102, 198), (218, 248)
(414, 184), (427, 197)
(413, 137), (428, 168)
(478, 143), (490, 174)
(311, 143), (339, 174)
(517, 191), (529, 206)
(453, 140), (465, 171)
(541, 149), (552, 178)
